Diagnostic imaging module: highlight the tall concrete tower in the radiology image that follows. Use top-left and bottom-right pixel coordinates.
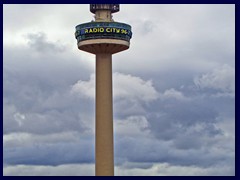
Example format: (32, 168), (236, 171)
(75, 4), (132, 176)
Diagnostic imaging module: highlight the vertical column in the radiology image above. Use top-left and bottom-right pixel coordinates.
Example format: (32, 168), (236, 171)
(94, 10), (112, 22)
(95, 53), (114, 176)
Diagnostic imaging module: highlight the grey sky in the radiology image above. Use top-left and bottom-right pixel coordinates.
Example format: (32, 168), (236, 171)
(3, 4), (235, 176)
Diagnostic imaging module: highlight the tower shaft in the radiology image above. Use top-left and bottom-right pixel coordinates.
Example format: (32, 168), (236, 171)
(95, 54), (114, 176)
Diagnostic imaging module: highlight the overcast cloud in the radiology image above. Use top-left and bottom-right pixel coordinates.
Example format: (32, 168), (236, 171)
(3, 4), (235, 176)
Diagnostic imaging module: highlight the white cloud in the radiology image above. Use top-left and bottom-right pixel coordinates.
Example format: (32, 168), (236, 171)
(3, 164), (94, 176)
(194, 64), (235, 94)
(13, 112), (26, 127)
(113, 73), (159, 102)
(115, 116), (150, 136)
(3, 132), (80, 148)
(71, 72), (159, 102)
(4, 162), (234, 176)
(117, 162), (234, 176)
(160, 88), (187, 100)
(114, 4), (235, 74)
(71, 74), (95, 99)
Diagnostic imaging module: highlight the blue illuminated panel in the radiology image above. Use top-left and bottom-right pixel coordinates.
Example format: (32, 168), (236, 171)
(75, 22), (132, 43)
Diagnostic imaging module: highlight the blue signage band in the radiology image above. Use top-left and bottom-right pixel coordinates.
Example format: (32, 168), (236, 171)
(75, 22), (132, 42)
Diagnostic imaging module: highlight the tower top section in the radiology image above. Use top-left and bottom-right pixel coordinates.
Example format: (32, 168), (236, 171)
(90, 4), (120, 14)
(75, 4), (132, 54)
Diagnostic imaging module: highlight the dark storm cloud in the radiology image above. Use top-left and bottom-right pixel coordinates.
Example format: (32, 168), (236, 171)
(3, 31), (97, 166)
(3, 32), (94, 135)
(4, 136), (94, 165)
(115, 134), (234, 168)
(114, 103), (223, 167)
(112, 70), (234, 169)
(146, 99), (220, 140)
(113, 70), (234, 143)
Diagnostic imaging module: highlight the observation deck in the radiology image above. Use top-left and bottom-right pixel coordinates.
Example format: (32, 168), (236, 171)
(75, 21), (132, 54)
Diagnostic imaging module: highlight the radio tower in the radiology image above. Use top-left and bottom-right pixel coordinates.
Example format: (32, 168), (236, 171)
(75, 4), (132, 176)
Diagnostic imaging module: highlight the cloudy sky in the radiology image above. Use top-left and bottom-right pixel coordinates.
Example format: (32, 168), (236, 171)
(3, 4), (235, 176)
